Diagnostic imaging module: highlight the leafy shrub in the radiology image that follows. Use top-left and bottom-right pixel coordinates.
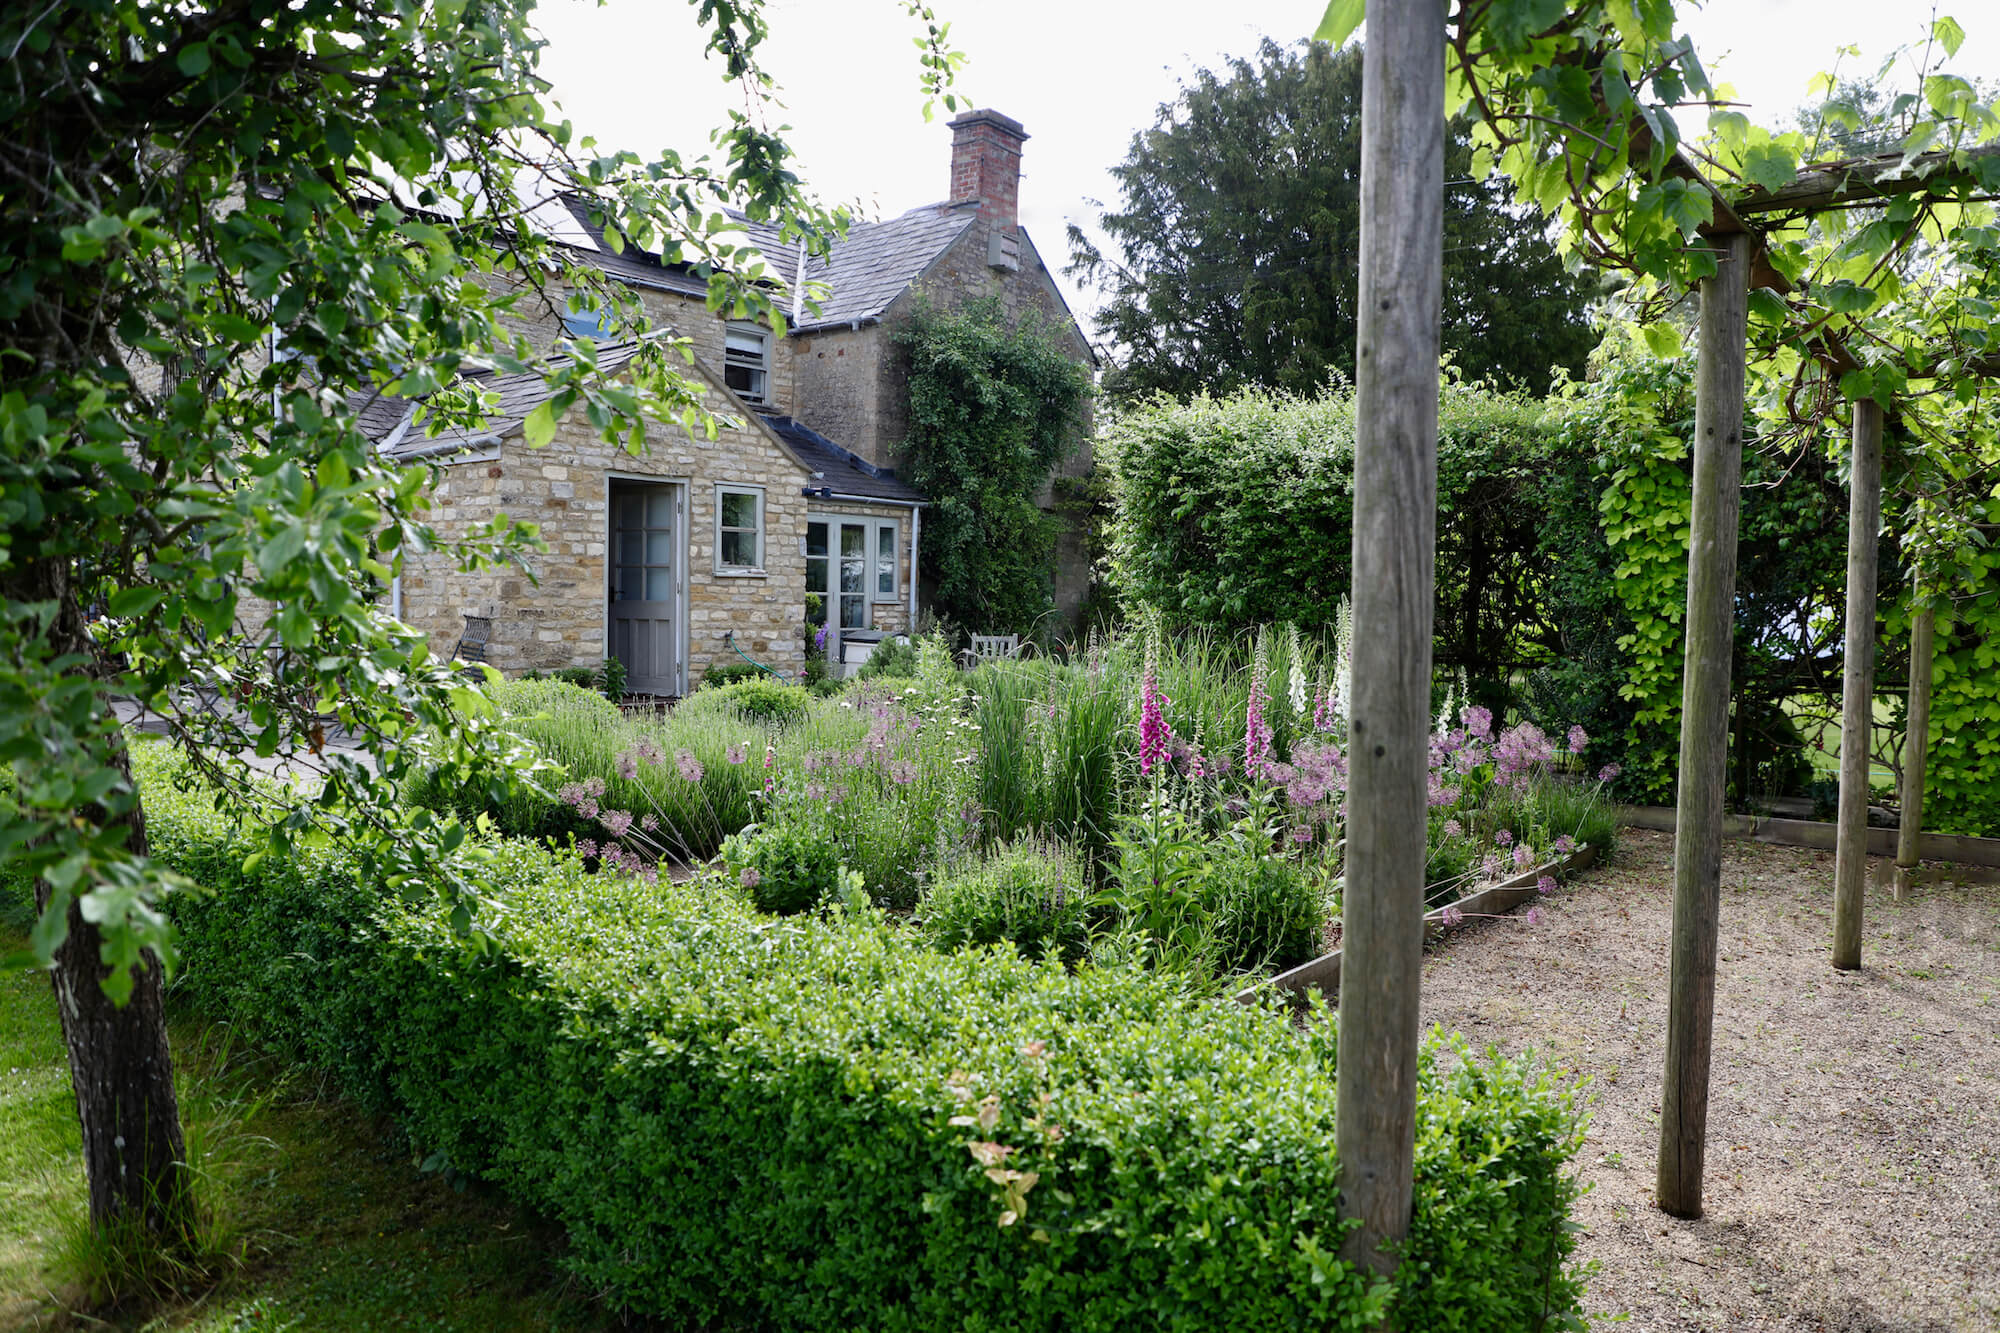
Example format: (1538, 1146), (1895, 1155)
(700, 660), (765, 689)
(855, 635), (919, 680)
(147, 757), (1592, 1332)
(693, 678), (811, 725)
(1206, 850), (1324, 973)
(721, 816), (843, 915)
(919, 839), (1091, 964)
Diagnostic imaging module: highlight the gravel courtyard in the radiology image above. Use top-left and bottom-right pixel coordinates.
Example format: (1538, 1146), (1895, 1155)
(1419, 829), (1999, 1333)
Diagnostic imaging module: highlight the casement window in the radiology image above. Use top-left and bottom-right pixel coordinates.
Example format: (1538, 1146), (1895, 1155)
(872, 519), (900, 603)
(714, 484), (765, 573)
(806, 515), (900, 628)
(723, 323), (771, 405)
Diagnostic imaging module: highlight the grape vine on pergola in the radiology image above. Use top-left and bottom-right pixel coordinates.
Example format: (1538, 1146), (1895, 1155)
(1323, 0), (2000, 1288)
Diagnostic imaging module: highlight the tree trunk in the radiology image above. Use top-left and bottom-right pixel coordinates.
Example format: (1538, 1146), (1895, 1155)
(1336, 0), (1443, 1283)
(1655, 231), (1751, 1222)
(16, 552), (194, 1240)
(1832, 398), (1883, 970)
(1894, 605), (1935, 897)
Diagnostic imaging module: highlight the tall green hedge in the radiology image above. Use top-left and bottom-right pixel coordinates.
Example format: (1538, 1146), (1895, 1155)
(142, 752), (1592, 1329)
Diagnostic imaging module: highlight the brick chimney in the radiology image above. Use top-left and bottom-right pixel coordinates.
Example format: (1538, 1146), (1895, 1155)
(949, 108), (1028, 241)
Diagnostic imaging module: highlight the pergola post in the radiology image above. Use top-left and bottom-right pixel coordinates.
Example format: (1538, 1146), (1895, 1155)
(1335, 0), (1443, 1279)
(1832, 399), (1884, 969)
(1656, 231), (1752, 1220)
(1894, 604), (1936, 897)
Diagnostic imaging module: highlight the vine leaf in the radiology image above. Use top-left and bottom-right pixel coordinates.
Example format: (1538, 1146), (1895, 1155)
(1315, 0), (1364, 47)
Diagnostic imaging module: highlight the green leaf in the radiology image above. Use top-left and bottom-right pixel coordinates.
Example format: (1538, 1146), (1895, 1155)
(107, 586), (165, 618)
(1642, 323), (1683, 360)
(1933, 15), (1966, 58)
(523, 399), (557, 448)
(1741, 143), (1796, 197)
(1314, 0), (1365, 47)
(176, 41), (210, 77)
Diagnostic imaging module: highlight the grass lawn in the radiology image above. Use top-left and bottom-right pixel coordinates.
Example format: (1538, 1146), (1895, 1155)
(1782, 692), (1902, 791)
(0, 899), (617, 1332)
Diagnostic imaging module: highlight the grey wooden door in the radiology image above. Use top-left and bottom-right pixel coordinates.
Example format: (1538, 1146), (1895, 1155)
(609, 483), (683, 695)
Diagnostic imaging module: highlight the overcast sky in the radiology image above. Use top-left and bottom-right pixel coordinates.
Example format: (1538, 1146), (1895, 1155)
(533, 1), (1998, 330)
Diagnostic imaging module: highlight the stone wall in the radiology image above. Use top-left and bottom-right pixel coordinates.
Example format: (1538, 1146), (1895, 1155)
(397, 354), (816, 690)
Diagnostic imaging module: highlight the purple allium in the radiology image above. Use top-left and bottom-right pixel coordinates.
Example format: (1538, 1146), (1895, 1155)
(600, 809), (634, 838)
(1553, 834), (1576, 854)
(674, 749), (704, 783)
(805, 781), (826, 802)
(1290, 824), (1313, 845)
(890, 759), (917, 786)
(617, 749), (639, 781)
(577, 838), (598, 859)
(1441, 905), (1465, 927)
(1494, 828), (1513, 847)
(1462, 704), (1494, 740)
(1513, 844), (1535, 870)
(1597, 763), (1622, 784)
(1537, 875), (1557, 895)
(739, 866), (761, 890)
(1566, 724), (1589, 754)
(1525, 907), (1542, 926)
(634, 736), (662, 765)
(1481, 854), (1502, 880)
(726, 742), (749, 765)
(640, 813), (659, 833)
(1442, 818), (1463, 839)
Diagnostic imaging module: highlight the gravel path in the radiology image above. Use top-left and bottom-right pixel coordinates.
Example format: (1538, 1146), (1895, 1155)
(1418, 829), (2000, 1333)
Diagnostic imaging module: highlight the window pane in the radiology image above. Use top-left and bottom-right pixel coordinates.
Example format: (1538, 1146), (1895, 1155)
(720, 490), (759, 529)
(617, 492), (641, 527)
(645, 567), (672, 600)
(617, 565), (642, 601)
(840, 524), (865, 556)
(725, 327), (766, 355)
(806, 522), (828, 557)
(619, 531), (643, 565)
(646, 490), (674, 527)
(876, 524), (895, 595)
(805, 557), (827, 594)
(721, 529), (757, 568)
(645, 530), (673, 564)
(841, 594), (867, 629)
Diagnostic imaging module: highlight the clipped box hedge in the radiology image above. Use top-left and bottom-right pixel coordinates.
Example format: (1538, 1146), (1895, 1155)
(145, 768), (1590, 1330)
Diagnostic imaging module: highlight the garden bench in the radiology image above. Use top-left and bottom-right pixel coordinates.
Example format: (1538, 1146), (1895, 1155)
(961, 633), (1028, 668)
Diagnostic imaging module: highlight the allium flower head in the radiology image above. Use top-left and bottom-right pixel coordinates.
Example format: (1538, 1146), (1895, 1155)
(1494, 828), (1513, 846)
(600, 809), (634, 838)
(1462, 704), (1494, 740)
(674, 749), (704, 783)
(1442, 818), (1463, 839)
(1537, 875), (1557, 895)
(1525, 907), (1542, 926)
(1553, 834), (1576, 854)
(1597, 763), (1622, 784)
(890, 759), (917, 785)
(1566, 724), (1589, 754)
(1441, 905), (1465, 927)
(1513, 844), (1535, 870)
(739, 866), (761, 890)
(726, 742), (749, 765)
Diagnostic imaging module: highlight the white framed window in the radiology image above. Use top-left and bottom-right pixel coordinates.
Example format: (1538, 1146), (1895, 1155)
(714, 484), (765, 574)
(723, 323), (771, 405)
(872, 518), (899, 603)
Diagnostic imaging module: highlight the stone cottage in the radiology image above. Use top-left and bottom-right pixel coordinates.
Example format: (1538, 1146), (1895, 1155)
(369, 108), (1094, 696)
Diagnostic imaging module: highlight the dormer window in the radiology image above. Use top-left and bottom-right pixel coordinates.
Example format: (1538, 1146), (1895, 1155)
(724, 323), (771, 405)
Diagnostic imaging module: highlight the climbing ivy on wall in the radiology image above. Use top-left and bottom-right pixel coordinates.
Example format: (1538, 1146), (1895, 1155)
(895, 298), (1094, 635)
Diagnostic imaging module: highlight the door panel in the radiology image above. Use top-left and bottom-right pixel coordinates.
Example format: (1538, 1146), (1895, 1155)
(609, 482), (682, 695)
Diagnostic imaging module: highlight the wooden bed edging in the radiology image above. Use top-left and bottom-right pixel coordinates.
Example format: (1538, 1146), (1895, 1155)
(1615, 806), (2000, 869)
(1234, 843), (1602, 1007)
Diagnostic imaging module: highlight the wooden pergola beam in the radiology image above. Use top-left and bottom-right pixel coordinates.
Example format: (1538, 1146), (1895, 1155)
(1731, 142), (2000, 218)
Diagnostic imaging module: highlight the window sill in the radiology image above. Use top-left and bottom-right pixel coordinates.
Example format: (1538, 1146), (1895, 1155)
(712, 567), (769, 579)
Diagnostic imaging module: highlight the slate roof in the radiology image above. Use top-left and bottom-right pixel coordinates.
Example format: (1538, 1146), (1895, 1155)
(760, 415), (928, 504)
(357, 343), (642, 461)
(554, 196), (977, 333)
